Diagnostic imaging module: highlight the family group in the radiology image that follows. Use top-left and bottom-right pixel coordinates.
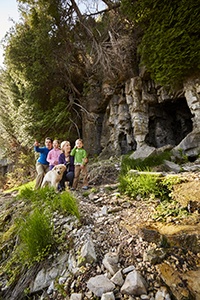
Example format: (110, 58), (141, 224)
(34, 137), (89, 191)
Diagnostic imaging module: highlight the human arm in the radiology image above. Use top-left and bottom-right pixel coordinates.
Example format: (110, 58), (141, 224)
(70, 146), (77, 156)
(34, 140), (40, 152)
(82, 149), (87, 165)
(46, 151), (54, 165)
(34, 140), (40, 147)
(58, 153), (65, 164)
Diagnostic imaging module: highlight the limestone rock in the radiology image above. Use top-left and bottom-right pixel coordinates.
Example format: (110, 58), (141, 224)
(130, 144), (156, 160)
(110, 269), (124, 286)
(87, 275), (115, 297)
(79, 238), (97, 266)
(101, 292), (115, 300)
(102, 252), (119, 275)
(121, 270), (148, 296)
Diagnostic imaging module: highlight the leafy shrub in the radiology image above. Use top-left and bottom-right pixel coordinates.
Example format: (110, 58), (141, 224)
(119, 173), (165, 199)
(153, 199), (189, 222)
(18, 208), (54, 264)
(17, 186), (56, 204)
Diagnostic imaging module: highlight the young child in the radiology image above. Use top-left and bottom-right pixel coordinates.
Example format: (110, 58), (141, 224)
(46, 139), (62, 170)
(70, 138), (88, 190)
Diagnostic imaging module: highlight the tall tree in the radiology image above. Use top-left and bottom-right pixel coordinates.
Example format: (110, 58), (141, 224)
(1, 0), (135, 158)
(121, 0), (200, 87)
(3, 0), (86, 144)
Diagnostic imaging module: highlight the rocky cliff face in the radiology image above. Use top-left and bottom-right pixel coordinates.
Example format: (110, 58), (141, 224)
(82, 74), (200, 159)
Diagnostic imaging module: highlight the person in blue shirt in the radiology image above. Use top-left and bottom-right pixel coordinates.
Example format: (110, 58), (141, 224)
(34, 137), (53, 189)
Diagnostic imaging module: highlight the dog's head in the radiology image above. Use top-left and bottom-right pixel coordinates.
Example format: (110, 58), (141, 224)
(53, 164), (66, 175)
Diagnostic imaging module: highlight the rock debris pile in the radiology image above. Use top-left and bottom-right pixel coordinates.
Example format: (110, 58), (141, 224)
(1, 159), (200, 300)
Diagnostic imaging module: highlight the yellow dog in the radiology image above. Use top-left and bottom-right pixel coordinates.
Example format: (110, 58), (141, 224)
(41, 164), (66, 190)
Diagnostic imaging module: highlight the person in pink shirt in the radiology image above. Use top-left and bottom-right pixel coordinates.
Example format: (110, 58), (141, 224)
(46, 139), (62, 170)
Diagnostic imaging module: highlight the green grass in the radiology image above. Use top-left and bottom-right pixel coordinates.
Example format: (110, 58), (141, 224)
(18, 208), (54, 264)
(57, 192), (80, 219)
(118, 150), (176, 200)
(1, 185), (81, 285)
(3, 180), (35, 194)
(17, 186), (80, 219)
(120, 151), (171, 175)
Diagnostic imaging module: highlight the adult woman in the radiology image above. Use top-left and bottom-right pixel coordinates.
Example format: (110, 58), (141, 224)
(58, 141), (74, 191)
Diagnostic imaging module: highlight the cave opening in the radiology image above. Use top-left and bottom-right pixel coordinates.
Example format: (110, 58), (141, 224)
(145, 97), (193, 148)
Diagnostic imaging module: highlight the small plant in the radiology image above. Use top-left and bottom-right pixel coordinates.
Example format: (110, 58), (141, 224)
(17, 187), (80, 218)
(178, 148), (189, 163)
(18, 208), (54, 264)
(153, 199), (189, 222)
(90, 187), (98, 193)
(2, 252), (22, 285)
(119, 173), (165, 199)
(17, 186), (56, 205)
(82, 191), (90, 197)
(59, 192), (80, 219)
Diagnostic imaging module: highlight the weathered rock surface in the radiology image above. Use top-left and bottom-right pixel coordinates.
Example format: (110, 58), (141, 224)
(82, 72), (200, 162)
(0, 160), (200, 300)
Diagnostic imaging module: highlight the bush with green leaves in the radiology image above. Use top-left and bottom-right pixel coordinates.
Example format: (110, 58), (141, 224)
(153, 199), (189, 222)
(119, 173), (166, 199)
(18, 208), (54, 264)
(119, 152), (183, 200)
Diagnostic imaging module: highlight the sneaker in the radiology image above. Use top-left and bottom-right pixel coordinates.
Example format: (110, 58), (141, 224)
(82, 186), (89, 190)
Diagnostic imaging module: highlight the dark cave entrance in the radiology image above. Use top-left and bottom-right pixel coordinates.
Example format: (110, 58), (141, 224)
(145, 98), (193, 148)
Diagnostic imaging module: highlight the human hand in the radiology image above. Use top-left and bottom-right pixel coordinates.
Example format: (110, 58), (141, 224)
(34, 140), (40, 147)
(83, 157), (88, 164)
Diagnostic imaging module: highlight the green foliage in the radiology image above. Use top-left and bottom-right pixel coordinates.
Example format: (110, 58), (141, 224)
(119, 173), (165, 199)
(18, 208), (54, 264)
(17, 186), (80, 219)
(1, 0), (85, 146)
(121, 0), (200, 87)
(56, 192), (80, 219)
(118, 151), (181, 200)
(17, 185), (57, 205)
(162, 174), (182, 190)
(1, 184), (80, 285)
(1, 252), (22, 285)
(119, 152), (184, 202)
(120, 151), (171, 175)
(153, 199), (189, 222)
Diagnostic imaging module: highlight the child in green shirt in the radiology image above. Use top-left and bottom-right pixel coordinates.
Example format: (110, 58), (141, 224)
(70, 138), (88, 190)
